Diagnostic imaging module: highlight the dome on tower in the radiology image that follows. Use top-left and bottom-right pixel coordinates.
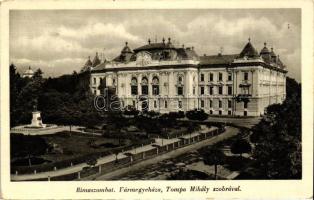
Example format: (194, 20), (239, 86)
(239, 39), (259, 58)
(121, 42), (133, 54)
(260, 42), (271, 63)
(92, 52), (101, 67)
(80, 56), (93, 73)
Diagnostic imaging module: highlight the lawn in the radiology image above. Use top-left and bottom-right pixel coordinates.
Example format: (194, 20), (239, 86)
(40, 131), (132, 162)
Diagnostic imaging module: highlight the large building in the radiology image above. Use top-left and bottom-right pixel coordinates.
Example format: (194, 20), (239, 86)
(87, 38), (287, 116)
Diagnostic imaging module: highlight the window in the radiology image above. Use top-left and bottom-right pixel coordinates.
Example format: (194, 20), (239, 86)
(112, 78), (116, 85)
(242, 87), (249, 95)
(244, 102), (248, 109)
(244, 72), (248, 81)
(218, 86), (223, 95)
(228, 110), (232, 115)
(219, 110), (222, 115)
(193, 87), (196, 95)
(141, 77), (148, 95)
(152, 77), (159, 95)
(178, 101), (182, 109)
(209, 86), (213, 95)
(219, 73), (223, 81)
(93, 78), (96, 84)
(201, 74), (204, 82)
(228, 73), (232, 81)
(165, 100), (168, 108)
(131, 77), (138, 95)
(154, 100), (157, 108)
(177, 86), (183, 95)
(228, 86), (232, 95)
(209, 73), (213, 81)
(228, 100), (232, 108)
(210, 110), (213, 114)
(210, 100), (213, 108)
(201, 100), (204, 108)
(244, 110), (247, 116)
(178, 76), (183, 83)
(219, 100), (222, 108)
(132, 100), (136, 107)
(200, 86), (204, 95)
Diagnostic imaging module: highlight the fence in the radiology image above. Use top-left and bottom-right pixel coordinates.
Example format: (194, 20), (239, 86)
(12, 126), (223, 181)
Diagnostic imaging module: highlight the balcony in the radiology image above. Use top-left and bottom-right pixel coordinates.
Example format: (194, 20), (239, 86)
(239, 80), (251, 87)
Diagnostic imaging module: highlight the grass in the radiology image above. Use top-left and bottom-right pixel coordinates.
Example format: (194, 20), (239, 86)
(41, 131), (131, 162)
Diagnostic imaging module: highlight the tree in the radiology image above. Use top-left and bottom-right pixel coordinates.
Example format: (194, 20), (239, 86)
(10, 134), (49, 167)
(231, 139), (252, 157)
(250, 76), (301, 179)
(200, 146), (225, 179)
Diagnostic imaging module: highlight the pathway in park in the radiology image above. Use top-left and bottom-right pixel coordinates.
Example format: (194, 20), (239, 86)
(11, 126), (238, 181)
(87, 126), (239, 180)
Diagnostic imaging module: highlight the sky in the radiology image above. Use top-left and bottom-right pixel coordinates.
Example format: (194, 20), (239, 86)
(10, 9), (301, 81)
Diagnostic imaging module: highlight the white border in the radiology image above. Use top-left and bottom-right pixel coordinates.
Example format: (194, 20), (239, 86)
(1, 0), (313, 199)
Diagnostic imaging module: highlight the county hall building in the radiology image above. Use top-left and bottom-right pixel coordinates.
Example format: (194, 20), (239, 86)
(85, 37), (287, 116)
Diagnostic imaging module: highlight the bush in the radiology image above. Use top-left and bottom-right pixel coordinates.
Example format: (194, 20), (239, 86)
(123, 105), (139, 116)
(168, 111), (185, 119)
(186, 109), (208, 121)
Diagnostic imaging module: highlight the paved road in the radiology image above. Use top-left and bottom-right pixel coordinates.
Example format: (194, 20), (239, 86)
(91, 126), (239, 180)
(206, 116), (261, 128)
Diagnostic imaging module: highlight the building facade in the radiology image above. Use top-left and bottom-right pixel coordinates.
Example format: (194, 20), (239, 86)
(87, 38), (287, 116)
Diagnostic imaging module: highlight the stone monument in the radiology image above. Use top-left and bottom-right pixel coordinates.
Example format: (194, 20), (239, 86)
(27, 100), (46, 128)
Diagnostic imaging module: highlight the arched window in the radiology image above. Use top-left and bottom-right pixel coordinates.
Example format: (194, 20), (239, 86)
(131, 77), (138, 95)
(141, 77), (148, 95)
(152, 76), (159, 95)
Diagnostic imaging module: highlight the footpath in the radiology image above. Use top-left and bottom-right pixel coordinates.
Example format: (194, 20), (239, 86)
(93, 126), (239, 180)
(11, 126), (229, 181)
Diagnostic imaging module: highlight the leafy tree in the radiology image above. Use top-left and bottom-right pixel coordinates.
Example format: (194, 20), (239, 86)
(199, 146), (225, 179)
(10, 134), (49, 167)
(250, 76), (301, 179)
(231, 139), (252, 157)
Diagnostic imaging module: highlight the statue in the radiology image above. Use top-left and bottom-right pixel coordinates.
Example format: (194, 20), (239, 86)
(32, 99), (38, 111)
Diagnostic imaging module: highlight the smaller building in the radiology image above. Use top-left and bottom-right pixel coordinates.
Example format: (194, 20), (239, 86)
(22, 66), (34, 78)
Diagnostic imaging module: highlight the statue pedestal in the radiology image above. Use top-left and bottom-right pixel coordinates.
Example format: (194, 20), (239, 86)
(29, 111), (46, 128)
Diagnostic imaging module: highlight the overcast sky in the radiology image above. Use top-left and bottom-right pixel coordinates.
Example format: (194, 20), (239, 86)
(10, 9), (301, 81)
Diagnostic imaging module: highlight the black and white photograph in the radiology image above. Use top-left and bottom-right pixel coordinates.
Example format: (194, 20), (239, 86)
(1, 0), (313, 199)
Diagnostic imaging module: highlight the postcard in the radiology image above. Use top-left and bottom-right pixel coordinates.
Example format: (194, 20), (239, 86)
(0, 0), (313, 199)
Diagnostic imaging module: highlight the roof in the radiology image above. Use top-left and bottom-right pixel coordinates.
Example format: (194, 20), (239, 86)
(133, 42), (175, 52)
(24, 67), (34, 75)
(199, 54), (238, 65)
(239, 42), (259, 58)
(113, 53), (134, 63)
(260, 46), (270, 54)
(176, 48), (199, 60)
(121, 42), (133, 54)
(92, 53), (101, 67)
(270, 48), (276, 58)
(84, 57), (92, 66)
